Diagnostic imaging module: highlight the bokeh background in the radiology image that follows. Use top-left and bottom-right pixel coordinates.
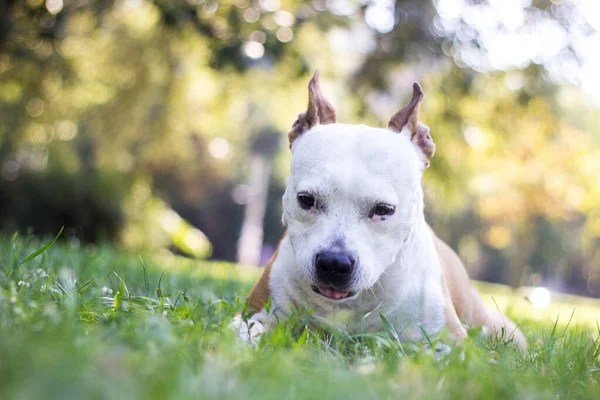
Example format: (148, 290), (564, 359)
(1, 0), (599, 297)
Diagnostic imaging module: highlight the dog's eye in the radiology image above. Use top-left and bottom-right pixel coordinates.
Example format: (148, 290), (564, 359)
(297, 193), (315, 210)
(371, 203), (396, 218)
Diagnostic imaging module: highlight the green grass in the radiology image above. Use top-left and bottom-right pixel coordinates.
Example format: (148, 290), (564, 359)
(1, 234), (599, 400)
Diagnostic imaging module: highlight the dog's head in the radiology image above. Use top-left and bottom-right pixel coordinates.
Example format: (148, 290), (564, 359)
(282, 71), (435, 301)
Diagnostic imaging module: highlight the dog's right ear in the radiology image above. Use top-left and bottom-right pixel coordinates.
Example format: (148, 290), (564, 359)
(288, 70), (336, 148)
(388, 82), (435, 168)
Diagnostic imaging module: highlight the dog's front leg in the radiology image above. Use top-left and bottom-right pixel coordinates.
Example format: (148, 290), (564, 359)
(441, 276), (468, 341)
(232, 235), (284, 344)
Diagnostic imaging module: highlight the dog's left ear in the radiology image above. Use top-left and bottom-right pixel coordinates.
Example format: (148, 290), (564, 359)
(288, 70), (336, 148)
(388, 82), (435, 168)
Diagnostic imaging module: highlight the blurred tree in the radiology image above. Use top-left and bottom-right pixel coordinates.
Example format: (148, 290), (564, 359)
(0, 0), (599, 296)
(236, 127), (281, 266)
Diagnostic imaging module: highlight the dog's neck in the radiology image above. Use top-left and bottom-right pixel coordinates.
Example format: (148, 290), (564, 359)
(376, 214), (441, 293)
(379, 191), (440, 283)
(347, 213), (446, 336)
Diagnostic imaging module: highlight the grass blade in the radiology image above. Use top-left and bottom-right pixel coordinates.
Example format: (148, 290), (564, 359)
(156, 272), (164, 298)
(112, 271), (130, 299)
(77, 279), (95, 294)
(379, 311), (399, 342)
(19, 227), (64, 265)
(139, 256), (150, 296)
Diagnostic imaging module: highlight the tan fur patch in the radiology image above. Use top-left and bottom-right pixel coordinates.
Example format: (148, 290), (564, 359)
(431, 227), (528, 350)
(245, 231), (287, 311)
(414, 123), (436, 166)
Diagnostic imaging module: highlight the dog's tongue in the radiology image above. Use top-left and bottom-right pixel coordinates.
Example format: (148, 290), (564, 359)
(318, 286), (350, 299)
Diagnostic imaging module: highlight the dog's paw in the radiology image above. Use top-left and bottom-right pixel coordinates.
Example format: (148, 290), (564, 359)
(423, 342), (456, 361)
(426, 342), (466, 363)
(433, 342), (452, 359)
(231, 315), (266, 345)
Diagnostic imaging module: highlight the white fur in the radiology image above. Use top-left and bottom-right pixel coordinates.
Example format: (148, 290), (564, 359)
(240, 123), (447, 342)
(231, 310), (268, 344)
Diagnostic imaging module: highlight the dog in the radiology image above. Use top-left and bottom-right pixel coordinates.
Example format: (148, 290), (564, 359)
(232, 71), (527, 351)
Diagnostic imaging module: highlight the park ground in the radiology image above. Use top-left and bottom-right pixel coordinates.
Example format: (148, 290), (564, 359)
(0, 234), (599, 400)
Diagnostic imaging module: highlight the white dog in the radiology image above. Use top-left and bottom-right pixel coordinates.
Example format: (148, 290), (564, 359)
(232, 71), (527, 350)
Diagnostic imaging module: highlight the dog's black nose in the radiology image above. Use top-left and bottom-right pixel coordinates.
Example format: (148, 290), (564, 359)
(315, 251), (355, 287)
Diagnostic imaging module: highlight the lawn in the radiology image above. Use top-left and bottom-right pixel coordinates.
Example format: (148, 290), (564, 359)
(0, 234), (598, 400)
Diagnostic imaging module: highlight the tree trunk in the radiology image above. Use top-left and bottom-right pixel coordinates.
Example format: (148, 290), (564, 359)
(236, 154), (271, 266)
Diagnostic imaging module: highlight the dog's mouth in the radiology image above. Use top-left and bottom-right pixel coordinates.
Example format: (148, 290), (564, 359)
(311, 284), (356, 300)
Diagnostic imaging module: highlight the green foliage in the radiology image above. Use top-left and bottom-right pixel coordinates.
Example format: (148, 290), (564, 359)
(1, 169), (128, 242)
(1, 236), (599, 399)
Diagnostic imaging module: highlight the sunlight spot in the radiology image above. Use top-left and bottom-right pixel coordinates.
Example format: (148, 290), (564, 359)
(259, 0), (280, 12)
(328, 0), (358, 16)
(464, 126), (486, 148)
(242, 41), (265, 59)
(205, 1), (219, 13)
(504, 72), (524, 90)
(45, 0), (63, 15)
(183, 229), (208, 251)
(242, 8), (260, 23)
(159, 209), (181, 233)
(228, 100), (249, 122)
(276, 27), (294, 43)
(365, 0), (395, 33)
(273, 10), (295, 27)
(530, 287), (551, 309)
(485, 226), (512, 249)
(208, 138), (230, 159)
(56, 120), (77, 141)
(125, 0), (142, 7)
(26, 98), (44, 117)
(260, 15), (278, 30)
(249, 30), (267, 44)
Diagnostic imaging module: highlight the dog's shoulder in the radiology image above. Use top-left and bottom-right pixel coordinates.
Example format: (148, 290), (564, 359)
(245, 232), (286, 311)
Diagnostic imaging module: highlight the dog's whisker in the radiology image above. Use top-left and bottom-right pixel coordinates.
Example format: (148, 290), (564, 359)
(368, 286), (378, 300)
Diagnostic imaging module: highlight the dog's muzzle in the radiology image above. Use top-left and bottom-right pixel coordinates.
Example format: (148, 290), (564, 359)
(312, 251), (356, 299)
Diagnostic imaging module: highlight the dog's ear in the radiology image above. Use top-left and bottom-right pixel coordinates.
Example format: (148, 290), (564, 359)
(388, 82), (435, 167)
(288, 70), (336, 148)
